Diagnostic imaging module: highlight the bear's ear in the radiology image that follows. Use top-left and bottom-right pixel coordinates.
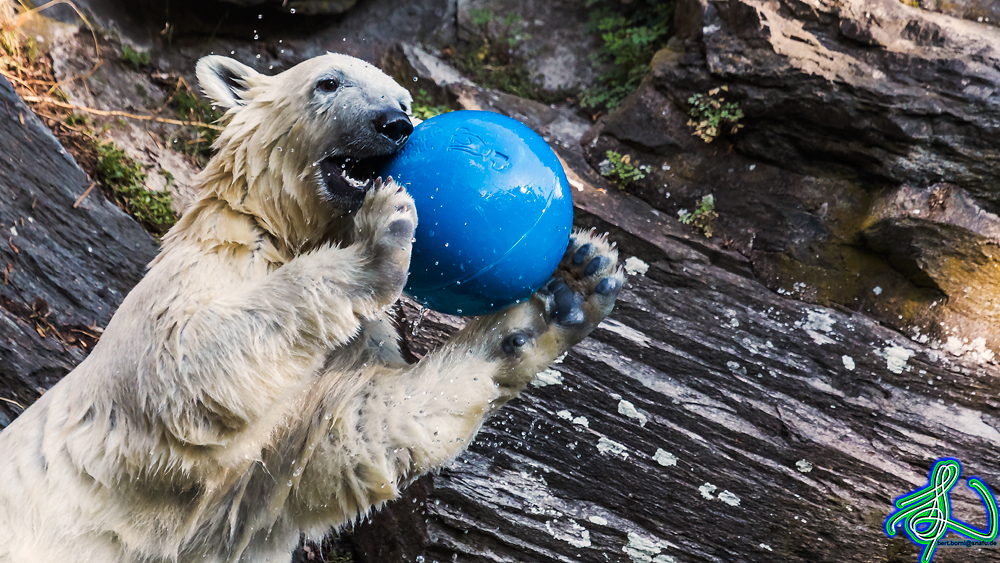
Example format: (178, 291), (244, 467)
(196, 56), (260, 110)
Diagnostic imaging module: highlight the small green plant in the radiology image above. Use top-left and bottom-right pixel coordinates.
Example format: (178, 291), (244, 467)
(687, 88), (744, 142)
(599, 150), (645, 188)
(451, 10), (536, 99)
(64, 113), (90, 127)
(158, 168), (175, 186)
(580, 0), (674, 111)
(411, 88), (450, 120)
(120, 45), (151, 68)
(169, 90), (222, 167)
(678, 194), (718, 238)
(95, 141), (177, 236)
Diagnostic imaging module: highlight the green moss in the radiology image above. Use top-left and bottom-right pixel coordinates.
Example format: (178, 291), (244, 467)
(580, 0), (675, 111)
(169, 90), (222, 167)
(23, 36), (38, 64)
(687, 88), (744, 142)
(120, 45), (151, 69)
(95, 141), (177, 236)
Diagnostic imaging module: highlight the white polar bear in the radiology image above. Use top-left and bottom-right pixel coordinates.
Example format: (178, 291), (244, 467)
(0, 53), (623, 563)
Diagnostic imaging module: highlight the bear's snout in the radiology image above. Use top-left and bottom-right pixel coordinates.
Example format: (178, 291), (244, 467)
(374, 108), (413, 144)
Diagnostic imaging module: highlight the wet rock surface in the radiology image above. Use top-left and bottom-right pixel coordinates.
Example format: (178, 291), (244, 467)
(2, 0), (1000, 561)
(656, 0), (1000, 209)
(358, 32), (1000, 562)
(352, 164), (1000, 563)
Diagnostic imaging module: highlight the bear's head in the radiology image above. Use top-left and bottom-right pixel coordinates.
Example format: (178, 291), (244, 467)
(194, 53), (414, 250)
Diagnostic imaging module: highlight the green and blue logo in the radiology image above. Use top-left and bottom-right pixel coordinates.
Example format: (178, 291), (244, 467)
(884, 458), (999, 562)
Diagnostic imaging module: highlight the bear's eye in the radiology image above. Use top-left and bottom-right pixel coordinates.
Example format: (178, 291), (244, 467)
(317, 78), (340, 93)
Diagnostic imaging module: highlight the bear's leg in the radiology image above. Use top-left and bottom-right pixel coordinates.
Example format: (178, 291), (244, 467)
(386, 228), (624, 476)
(291, 229), (622, 519)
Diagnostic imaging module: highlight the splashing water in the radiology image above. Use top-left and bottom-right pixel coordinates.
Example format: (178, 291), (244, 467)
(412, 306), (429, 336)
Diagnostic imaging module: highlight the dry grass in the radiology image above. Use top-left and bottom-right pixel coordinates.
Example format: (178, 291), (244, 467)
(0, 0), (220, 230)
(0, 0), (219, 167)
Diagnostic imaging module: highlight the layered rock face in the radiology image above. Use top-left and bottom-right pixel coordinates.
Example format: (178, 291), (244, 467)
(3, 0), (1000, 561)
(585, 0), (1000, 357)
(349, 2), (1000, 562)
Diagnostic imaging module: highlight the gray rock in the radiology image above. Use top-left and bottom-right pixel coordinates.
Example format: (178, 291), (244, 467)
(344, 4), (1000, 560)
(456, 0), (598, 95)
(215, 0), (358, 15)
(862, 184), (1000, 351)
(660, 0), (1000, 215)
(919, 0), (1000, 26)
(381, 42), (593, 150)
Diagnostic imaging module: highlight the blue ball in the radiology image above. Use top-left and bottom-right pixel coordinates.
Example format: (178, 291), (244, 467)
(380, 110), (574, 316)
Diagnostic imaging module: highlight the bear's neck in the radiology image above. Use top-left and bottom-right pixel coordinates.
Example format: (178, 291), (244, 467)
(163, 166), (342, 265)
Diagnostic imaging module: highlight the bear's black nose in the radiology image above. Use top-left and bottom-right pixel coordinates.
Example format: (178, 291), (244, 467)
(375, 109), (413, 144)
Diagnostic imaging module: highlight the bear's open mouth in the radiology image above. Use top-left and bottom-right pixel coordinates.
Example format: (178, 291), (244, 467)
(320, 153), (397, 208)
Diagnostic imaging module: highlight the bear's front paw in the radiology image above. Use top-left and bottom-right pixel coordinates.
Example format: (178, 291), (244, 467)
(353, 177), (417, 305)
(539, 228), (623, 336)
(488, 228), (623, 386)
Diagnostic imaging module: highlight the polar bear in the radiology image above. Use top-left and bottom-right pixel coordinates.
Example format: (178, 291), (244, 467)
(0, 53), (623, 563)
